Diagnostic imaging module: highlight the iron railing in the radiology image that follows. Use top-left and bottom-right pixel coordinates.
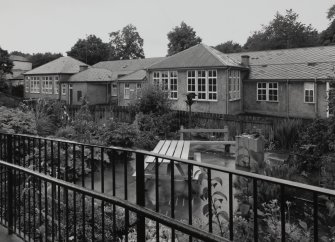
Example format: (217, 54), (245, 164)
(0, 132), (335, 241)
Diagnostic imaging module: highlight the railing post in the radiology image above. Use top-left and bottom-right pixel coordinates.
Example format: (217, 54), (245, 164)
(136, 152), (145, 241)
(6, 135), (14, 234)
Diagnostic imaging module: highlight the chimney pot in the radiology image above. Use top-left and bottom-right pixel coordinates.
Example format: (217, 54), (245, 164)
(79, 65), (88, 72)
(241, 55), (250, 66)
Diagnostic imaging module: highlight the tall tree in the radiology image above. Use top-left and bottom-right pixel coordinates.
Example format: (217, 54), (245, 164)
(215, 41), (243, 53)
(67, 35), (110, 65)
(320, 4), (335, 46)
(109, 24), (145, 60)
(0, 47), (13, 91)
(167, 22), (202, 56)
(30, 52), (63, 68)
(328, 4), (335, 20)
(244, 9), (319, 51)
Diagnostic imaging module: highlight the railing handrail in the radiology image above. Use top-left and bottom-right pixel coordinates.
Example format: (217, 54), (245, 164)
(3, 132), (335, 197)
(0, 159), (227, 242)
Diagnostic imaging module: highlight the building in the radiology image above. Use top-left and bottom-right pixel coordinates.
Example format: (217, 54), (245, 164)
(23, 56), (89, 102)
(6, 55), (32, 86)
(227, 46), (335, 118)
(66, 67), (114, 105)
(93, 57), (165, 106)
(148, 44), (248, 115)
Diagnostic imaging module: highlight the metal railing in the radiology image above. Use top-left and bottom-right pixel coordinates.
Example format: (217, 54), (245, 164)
(0, 132), (334, 241)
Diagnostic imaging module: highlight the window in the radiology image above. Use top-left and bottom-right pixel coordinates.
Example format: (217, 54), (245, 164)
(228, 70), (240, 101)
(170, 71), (178, 99)
(25, 77), (30, 93)
(124, 83), (130, 99)
(187, 70), (217, 101)
(77, 91), (82, 102)
(153, 72), (160, 88)
(61, 84), (66, 95)
(30, 77), (40, 93)
(161, 72), (169, 91)
(257, 82), (278, 102)
(208, 70), (217, 100)
(42, 76), (53, 94)
(54, 76), (59, 94)
(304, 82), (314, 103)
(112, 83), (117, 96)
(136, 83), (142, 98)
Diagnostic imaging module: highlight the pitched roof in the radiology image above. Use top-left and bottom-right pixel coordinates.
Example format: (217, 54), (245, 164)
(149, 44), (243, 70)
(227, 46), (335, 80)
(24, 56), (89, 75)
(10, 55), (30, 62)
(68, 68), (113, 82)
(118, 70), (147, 81)
(93, 57), (165, 72)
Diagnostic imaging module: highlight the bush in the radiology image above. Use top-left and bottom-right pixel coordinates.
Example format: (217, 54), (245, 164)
(274, 119), (303, 150)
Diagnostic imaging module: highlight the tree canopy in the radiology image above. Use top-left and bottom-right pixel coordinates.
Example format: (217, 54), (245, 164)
(10, 51), (63, 69)
(215, 41), (243, 53)
(109, 24), (145, 60)
(244, 9), (319, 51)
(67, 35), (110, 65)
(167, 22), (202, 56)
(0, 47), (13, 77)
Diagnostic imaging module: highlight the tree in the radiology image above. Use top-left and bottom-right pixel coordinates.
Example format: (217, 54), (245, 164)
(215, 41), (243, 53)
(67, 35), (110, 65)
(0, 46), (13, 91)
(244, 9), (319, 51)
(167, 22), (202, 56)
(320, 4), (335, 46)
(328, 4), (335, 20)
(30, 52), (63, 68)
(109, 24), (145, 60)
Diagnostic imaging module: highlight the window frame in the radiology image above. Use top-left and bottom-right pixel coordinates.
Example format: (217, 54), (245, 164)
(111, 83), (118, 97)
(257, 82), (278, 102)
(25, 77), (30, 93)
(77, 90), (82, 102)
(54, 76), (59, 95)
(304, 82), (315, 103)
(169, 71), (178, 100)
(124, 83), (130, 99)
(228, 70), (241, 101)
(187, 69), (217, 101)
(61, 84), (66, 96)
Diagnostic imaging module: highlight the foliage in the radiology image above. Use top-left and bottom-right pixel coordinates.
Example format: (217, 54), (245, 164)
(109, 24), (145, 60)
(274, 119), (303, 151)
(215, 41), (243, 53)
(328, 4), (335, 20)
(67, 34), (111, 65)
(320, 20), (335, 46)
(130, 84), (171, 115)
(0, 46), (13, 92)
(244, 9), (319, 51)
(167, 21), (202, 56)
(0, 106), (37, 134)
(29, 52), (63, 69)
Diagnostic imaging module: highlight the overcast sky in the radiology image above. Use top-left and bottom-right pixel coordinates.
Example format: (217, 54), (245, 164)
(1, 0), (334, 58)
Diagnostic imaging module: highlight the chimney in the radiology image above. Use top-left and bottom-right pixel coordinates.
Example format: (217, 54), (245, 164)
(79, 65), (88, 72)
(241, 55), (250, 67)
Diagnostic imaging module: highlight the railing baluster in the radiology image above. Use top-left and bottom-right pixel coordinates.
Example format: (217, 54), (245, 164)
(155, 156), (160, 242)
(65, 142), (69, 242)
(208, 168), (213, 233)
(112, 150), (116, 242)
(81, 145), (85, 241)
(124, 151), (129, 242)
(171, 160), (175, 241)
(100, 147), (105, 242)
(188, 164), (192, 242)
(280, 185), (285, 242)
(28, 138), (31, 241)
(38, 138), (42, 242)
(73, 143), (77, 242)
(136, 152), (145, 242)
(91, 146), (95, 241)
(51, 140), (55, 242)
(253, 178), (258, 242)
(44, 139), (48, 241)
(229, 173), (233, 241)
(313, 192), (318, 242)
(57, 141), (61, 241)
(6, 135), (13, 235)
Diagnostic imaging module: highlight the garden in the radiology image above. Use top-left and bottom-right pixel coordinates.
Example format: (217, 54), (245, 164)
(0, 85), (335, 241)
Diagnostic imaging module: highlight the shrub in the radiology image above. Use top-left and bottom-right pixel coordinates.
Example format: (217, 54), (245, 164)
(274, 119), (303, 150)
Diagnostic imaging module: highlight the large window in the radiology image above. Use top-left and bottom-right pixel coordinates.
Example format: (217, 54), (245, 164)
(304, 82), (314, 103)
(257, 82), (278, 102)
(61, 84), (66, 96)
(124, 83), (130, 99)
(54, 76), (59, 95)
(228, 70), (240, 101)
(30, 77), (40, 93)
(112, 83), (117, 97)
(136, 83), (142, 98)
(42, 76), (53, 94)
(187, 70), (217, 101)
(25, 77), (30, 93)
(152, 71), (178, 99)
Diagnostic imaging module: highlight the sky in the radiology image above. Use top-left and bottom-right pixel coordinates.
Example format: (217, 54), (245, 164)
(0, 0), (334, 58)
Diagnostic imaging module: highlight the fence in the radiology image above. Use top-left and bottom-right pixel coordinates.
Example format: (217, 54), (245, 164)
(67, 104), (308, 140)
(0, 132), (334, 241)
